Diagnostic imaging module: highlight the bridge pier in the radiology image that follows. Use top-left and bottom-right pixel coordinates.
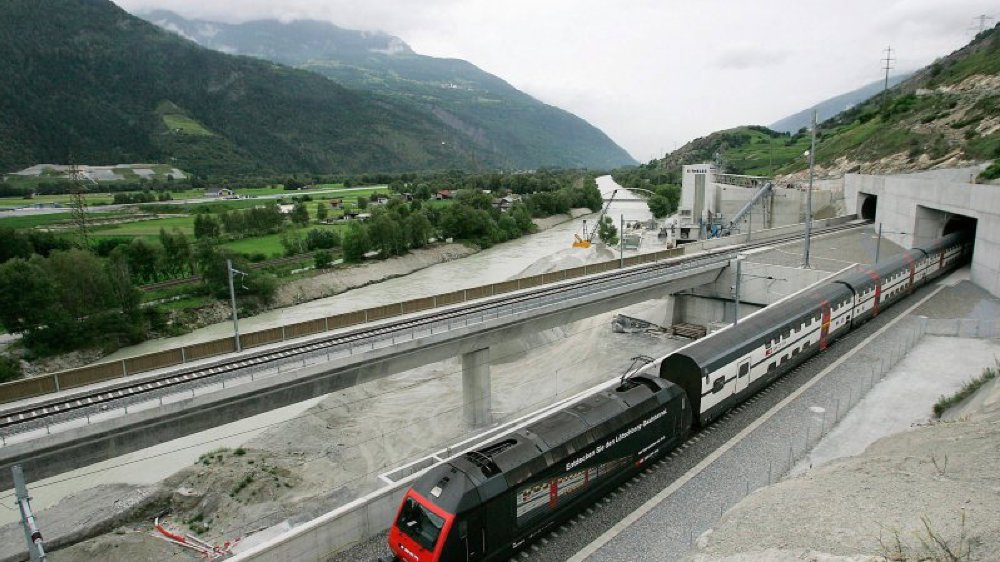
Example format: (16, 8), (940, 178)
(462, 347), (492, 426)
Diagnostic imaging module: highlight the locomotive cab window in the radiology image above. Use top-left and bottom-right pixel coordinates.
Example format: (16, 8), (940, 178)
(396, 497), (445, 552)
(738, 362), (749, 378)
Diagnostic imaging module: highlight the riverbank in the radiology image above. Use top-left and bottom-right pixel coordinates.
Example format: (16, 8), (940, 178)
(270, 207), (591, 307)
(10, 208), (593, 375)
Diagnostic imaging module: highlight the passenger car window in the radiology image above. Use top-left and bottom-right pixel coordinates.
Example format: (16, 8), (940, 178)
(712, 377), (726, 393)
(738, 362), (749, 378)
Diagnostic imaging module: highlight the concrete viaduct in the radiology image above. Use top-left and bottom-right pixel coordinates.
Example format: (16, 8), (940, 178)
(0, 254), (730, 487)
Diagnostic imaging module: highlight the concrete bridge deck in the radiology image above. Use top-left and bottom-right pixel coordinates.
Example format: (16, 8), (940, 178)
(0, 251), (730, 488)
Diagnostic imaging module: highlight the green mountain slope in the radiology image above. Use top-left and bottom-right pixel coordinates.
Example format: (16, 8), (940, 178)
(637, 24), (999, 181)
(769, 73), (913, 134)
(142, 11), (637, 170)
(0, 0), (518, 176)
(790, 24), (1000, 176)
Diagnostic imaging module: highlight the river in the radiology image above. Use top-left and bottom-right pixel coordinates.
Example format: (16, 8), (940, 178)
(102, 175), (656, 359)
(0, 175), (659, 527)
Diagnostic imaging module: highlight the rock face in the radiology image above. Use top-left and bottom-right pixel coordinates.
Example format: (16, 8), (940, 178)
(687, 382), (1000, 562)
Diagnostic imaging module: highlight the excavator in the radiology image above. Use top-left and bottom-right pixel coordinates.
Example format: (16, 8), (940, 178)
(572, 189), (617, 248)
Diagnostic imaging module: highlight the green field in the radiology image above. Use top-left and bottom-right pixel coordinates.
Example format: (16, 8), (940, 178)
(219, 224), (347, 258)
(0, 212), (92, 229)
(0, 193), (116, 208)
(90, 216), (195, 239)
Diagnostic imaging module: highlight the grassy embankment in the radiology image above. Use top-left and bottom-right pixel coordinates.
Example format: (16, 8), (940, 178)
(933, 361), (998, 418)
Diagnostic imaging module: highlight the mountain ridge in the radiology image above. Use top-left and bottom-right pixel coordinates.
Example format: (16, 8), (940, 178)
(0, 0), (488, 176)
(769, 73), (913, 134)
(138, 10), (637, 170)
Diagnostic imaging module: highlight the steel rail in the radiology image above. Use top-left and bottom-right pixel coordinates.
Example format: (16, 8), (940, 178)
(0, 222), (865, 434)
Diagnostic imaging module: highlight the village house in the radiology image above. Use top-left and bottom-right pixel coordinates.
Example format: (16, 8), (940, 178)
(204, 187), (235, 198)
(493, 194), (522, 212)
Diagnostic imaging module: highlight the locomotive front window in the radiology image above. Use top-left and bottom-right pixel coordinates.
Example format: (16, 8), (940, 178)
(396, 497), (445, 552)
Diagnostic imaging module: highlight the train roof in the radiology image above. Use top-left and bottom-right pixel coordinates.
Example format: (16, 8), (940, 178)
(661, 281), (853, 376)
(420, 377), (683, 511)
(914, 230), (969, 254)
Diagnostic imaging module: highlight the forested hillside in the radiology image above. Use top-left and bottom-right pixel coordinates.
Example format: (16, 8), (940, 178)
(0, 0), (505, 176)
(142, 11), (637, 170)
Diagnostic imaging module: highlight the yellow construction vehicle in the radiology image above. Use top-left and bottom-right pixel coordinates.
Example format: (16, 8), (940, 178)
(572, 189), (616, 248)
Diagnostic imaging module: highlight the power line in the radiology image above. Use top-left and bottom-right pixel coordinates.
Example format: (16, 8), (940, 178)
(880, 45), (895, 112)
(968, 14), (995, 36)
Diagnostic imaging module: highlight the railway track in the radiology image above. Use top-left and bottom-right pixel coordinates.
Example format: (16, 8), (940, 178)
(334, 273), (935, 562)
(0, 222), (866, 438)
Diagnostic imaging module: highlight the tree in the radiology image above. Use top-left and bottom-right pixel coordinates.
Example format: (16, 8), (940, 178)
(357, 197), (369, 210)
(647, 185), (681, 218)
(597, 216), (618, 246)
(125, 239), (163, 282)
(290, 201), (310, 226)
(510, 203), (535, 234)
(106, 248), (140, 317)
(0, 227), (33, 264)
(193, 213), (221, 239)
(316, 201), (329, 222)
(305, 228), (340, 250)
(498, 215), (521, 241)
(0, 257), (57, 334)
(159, 228), (192, 276)
(46, 249), (115, 318)
(647, 195), (673, 219)
(407, 212), (433, 249)
(368, 213), (405, 257)
(342, 222), (370, 263)
(280, 230), (306, 256)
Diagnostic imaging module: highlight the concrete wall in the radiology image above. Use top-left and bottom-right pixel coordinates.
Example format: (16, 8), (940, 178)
(716, 185), (771, 228)
(672, 259), (835, 327)
(845, 173), (1000, 298)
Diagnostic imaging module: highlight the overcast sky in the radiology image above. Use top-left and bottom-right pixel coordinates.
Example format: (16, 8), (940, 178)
(115, 0), (996, 162)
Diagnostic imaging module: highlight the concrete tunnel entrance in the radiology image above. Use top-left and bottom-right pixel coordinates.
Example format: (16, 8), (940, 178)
(944, 214), (978, 238)
(859, 194), (877, 221)
(914, 205), (978, 256)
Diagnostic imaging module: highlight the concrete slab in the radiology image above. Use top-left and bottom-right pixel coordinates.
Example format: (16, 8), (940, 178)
(792, 336), (1000, 474)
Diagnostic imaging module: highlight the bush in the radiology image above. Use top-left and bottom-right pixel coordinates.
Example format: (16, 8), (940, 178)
(979, 159), (1000, 181)
(305, 229), (340, 250)
(0, 356), (22, 383)
(314, 251), (333, 269)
